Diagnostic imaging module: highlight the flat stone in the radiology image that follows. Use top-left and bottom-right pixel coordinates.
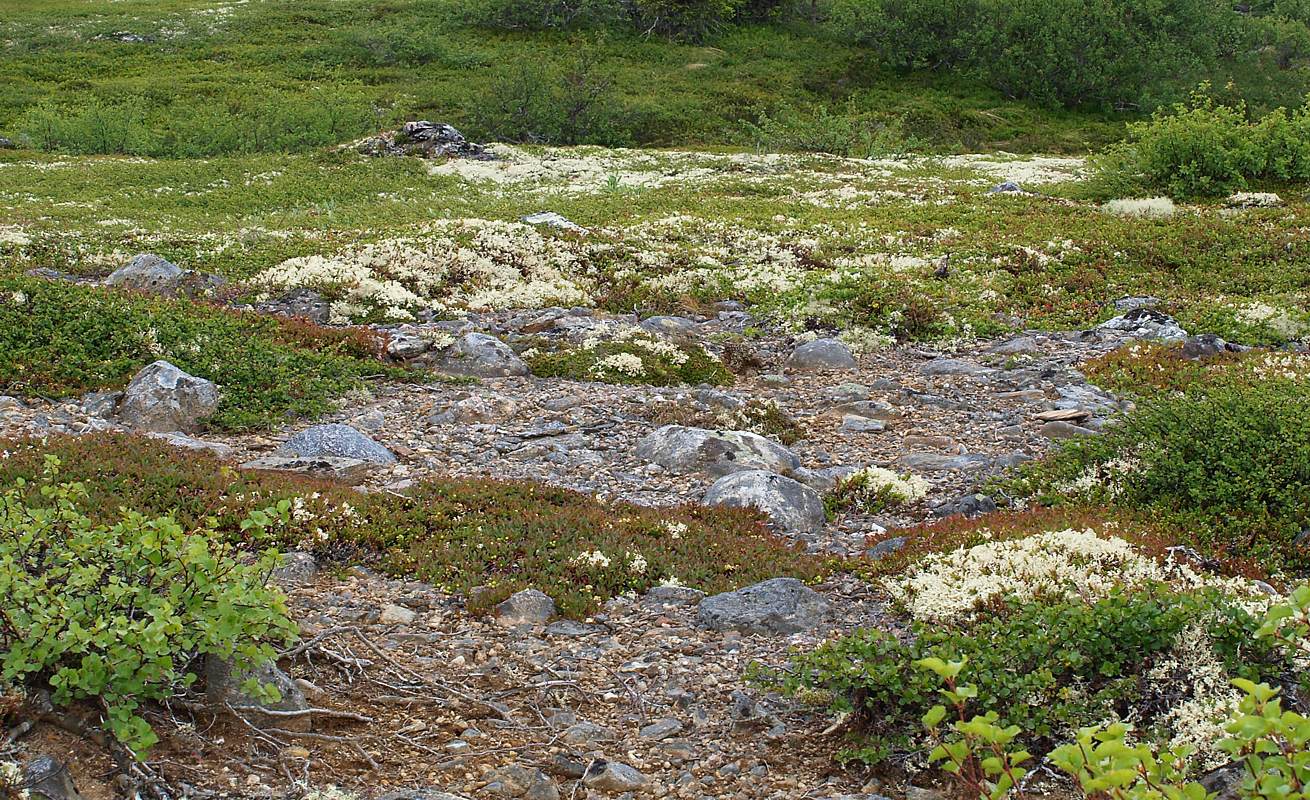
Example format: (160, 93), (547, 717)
(495, 588), (556, 627)
(277, 423), (396, 465)
(697, 577), (831, 635)
(240, 455), (376, 484)
(786, 338), (856, 371)
(583, 761), (650, 793)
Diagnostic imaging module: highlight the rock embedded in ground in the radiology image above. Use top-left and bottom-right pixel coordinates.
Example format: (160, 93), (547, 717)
(436, 333), (529, 377)
(1094, 308), (1188, 342)
(494, 588), (557, 627)
(697, 577), (831, 635)
(582, 761), (650, 793)
(277, 423), (397, 465)
(145, 432), (235, 459)
(204, 656), (311, 731)
(104, 253), (224, 297)
(702, 470), (825, 535)
(119, 360), (219, 433)
(521, 211), (588, 234)
(240, 455), (376, 483)
(635, 424), (802, 477)
(785, 338), (857, 371)
(22, 755), (83, 800)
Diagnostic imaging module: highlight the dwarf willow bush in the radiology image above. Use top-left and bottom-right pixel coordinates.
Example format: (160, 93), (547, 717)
(0, 459), (297, 757)
(1012, 377), (1310, 571)
(1093, 91), (1310, 197)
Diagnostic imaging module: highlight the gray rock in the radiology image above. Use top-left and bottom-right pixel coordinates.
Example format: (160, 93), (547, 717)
(495, 588), (556, 627)
(104, 253), (224, 297)
(832, 400), (899, 420)
(521, 211), (588, 234)
(841, 415), (886, 433)
(642, 585), (706, 607)
(640, 315), (699, 337)
(240, 455), (375, 484)
(702, 470), (825, 535)
(204, 656), (310, 731)
(0, 137), (15, 150)
(257, 288), (331, 324)
(22, 756), (82, 800)
(359, 120), (492, 161)
(920, 358), (994, 378)
(277, 423), (396, 465)
(561, 721), (613, 747)
(1094, 308), (1188, 342)
(485, 764), (560, 800)
(786, 338), (856, 371)
(378, 793), (470, 800)
(437, 333), (529, 377)
(1113, 296), (1162, 312)
(271, 551), (318, 589)
(866, 536), (908, 560)
(379, 604), (417, 625)
(145, 432), (235, 459)
(583, 761), (650, 793)
(697, 577), (831, 635)
(894, 452), (995, 472)
(640, 718), (685, 740)
(635, 425), (801, 477)
(80, 390), (121, 418)
(987, 181), (1024, 194)
(988, 336), (1043, 355)
(119, 361), (219, 433)
(1040, 420), (1099, 439)
(1181, 333), (1243, 359)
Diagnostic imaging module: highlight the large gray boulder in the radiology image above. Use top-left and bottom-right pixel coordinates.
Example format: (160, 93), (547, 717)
(105, 253), (224, 297)
(635, 425), (802, 477)
(703, 470), (825, 535)
(276, 423), (396, 465)
(494, 588), (557, 627)
(698, 577), (831, 635)
(1094, 308), (1187, 342)
(786, 338), (856, 371)
(119, 361), (219, 433)
(437, 333), (529, 377)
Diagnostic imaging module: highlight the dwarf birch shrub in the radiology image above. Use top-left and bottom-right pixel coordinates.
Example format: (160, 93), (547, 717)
(0, 459), (298, 757)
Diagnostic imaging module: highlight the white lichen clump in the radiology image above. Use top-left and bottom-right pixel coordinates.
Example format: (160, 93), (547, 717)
(1103, 197), (1177, 219)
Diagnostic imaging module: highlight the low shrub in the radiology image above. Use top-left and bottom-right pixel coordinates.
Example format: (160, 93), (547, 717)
(828, 466), (930, 514)
(0, 434), (822, 617)
(0, 458), (297, 756)
(0, 277), (405, 430)
(1009, 377), (1310, 571)
(772, 529), (1292, 768)
(1094, 90), (1310, 197)
(523, 331), (734, 386)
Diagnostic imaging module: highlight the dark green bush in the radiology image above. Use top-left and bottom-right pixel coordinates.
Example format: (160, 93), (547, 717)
(1012, 378), (1310, 570)
(774, 588), (1283, 765)
(1094, 91), (1310, 197)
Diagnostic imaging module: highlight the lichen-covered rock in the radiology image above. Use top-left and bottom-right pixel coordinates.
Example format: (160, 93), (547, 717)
(635, 425), (801, 477)
(119, 360), (219, 433)
(105, 253), (224, 297)
(204, 656), (311, 731)
(437, 333), (529, 377)
(697, 577), (831, 635)
(702, 470), (825, 535)
(276, 423), (396, 465)
(495, 588), (556, 627)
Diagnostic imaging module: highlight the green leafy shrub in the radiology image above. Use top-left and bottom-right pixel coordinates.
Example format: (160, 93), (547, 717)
(738, 101), (925, 157)
(523, 334), (733, 386)
(0, 434), (822, 618)
(0, 458), (297, 756)
(0, 277), (405, 430)
(1011, 378), (1310, 571)
(1095, 91), (1310, 197)
(828, 466), (930, 514)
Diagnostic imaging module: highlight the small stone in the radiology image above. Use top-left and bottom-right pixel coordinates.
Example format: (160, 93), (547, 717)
(379, 604), (417, 625)
(583, 761), (649, 793)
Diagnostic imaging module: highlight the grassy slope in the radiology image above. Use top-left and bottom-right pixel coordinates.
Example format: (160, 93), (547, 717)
(0, 0), (1126, 154)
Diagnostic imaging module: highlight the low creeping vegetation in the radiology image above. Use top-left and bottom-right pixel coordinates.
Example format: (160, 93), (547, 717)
(0, 458), (297, 757)
(827, 466), (930, 515)
(912, 584), (1310, 800)
(769, 527), (1300, 774)
(0, 277), (408, 430)
(1009, 371), (1310, 572)
(0, 434), (823, 617)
